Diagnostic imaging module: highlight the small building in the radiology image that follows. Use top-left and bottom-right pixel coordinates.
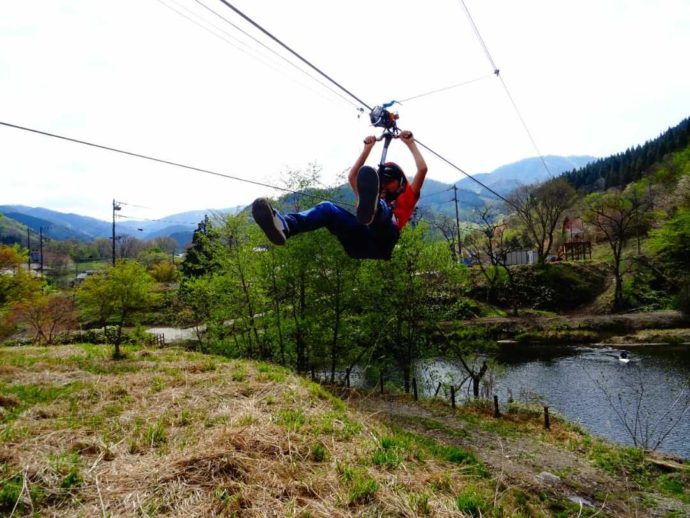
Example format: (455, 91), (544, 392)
(505, 250), (537, 266)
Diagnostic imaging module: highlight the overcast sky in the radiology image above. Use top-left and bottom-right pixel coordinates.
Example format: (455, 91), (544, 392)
(1, 0), (689, 222)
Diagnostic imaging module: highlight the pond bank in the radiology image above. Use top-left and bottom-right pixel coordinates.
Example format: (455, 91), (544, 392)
(462, 310), (690, 345)
(343, 389), (690, 517)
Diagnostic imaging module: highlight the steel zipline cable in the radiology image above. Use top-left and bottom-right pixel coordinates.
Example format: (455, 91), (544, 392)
(216, 0), (372, 112)
(0, 121), (354, 208)
(213, 0), (517, 210)
(1, 3), (520, 212)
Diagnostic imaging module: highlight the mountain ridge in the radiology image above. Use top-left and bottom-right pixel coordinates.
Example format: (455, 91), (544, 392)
(0, 154), (595, 244)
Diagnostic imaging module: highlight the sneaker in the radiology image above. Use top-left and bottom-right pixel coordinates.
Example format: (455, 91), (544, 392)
(356, 166), (379, 224)
(252, 198), (287, 245)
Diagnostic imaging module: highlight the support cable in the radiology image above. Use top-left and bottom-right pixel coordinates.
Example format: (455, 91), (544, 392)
(216, 0), (372, 111)
(213, 0), (518, 210)
(398, 73), (494, 103)
(190, 0), (359, 109)
(0, 121), (353, 208)
(456, 0), (553, 177)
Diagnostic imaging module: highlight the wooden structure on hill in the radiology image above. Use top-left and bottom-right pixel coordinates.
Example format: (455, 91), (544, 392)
(559, 217), (591, 261)
(561, 240), (592, 261)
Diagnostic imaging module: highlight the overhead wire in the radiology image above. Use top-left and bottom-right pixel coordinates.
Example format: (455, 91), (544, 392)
(4, 3), (523, 214)
(0, 121), (354, 209)
(397, 72), (495, 103)
(216, 0), (372, 111)
(212, 0), (518, 210)
(456, 0), (553, 177)
(117, 213), (208, 227)
(191, 0), (359, 110)
(154, 0), (357, 110)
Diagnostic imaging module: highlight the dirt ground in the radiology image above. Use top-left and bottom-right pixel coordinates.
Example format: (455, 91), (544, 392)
(345, 390), (690, 518)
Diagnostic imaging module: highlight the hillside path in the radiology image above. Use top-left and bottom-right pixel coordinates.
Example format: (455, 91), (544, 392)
(345, 391), (690, 517)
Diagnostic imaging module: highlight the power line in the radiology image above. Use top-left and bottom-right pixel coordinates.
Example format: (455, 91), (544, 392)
(456, 0), (553, 177)
(117, 213), (203, 226)
(0, 121), (353, 208)
(419, 186), (452, 200)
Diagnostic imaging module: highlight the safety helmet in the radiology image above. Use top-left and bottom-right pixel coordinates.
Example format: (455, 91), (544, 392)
(379, 162), (406, 201)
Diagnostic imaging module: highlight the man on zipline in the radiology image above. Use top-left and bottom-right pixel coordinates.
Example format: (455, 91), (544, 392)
(252, 129), (427, 260)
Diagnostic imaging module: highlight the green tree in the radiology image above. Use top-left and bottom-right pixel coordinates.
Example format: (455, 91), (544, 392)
(509, 178), (577, 264)
(467, 208), (523, 315)
(178, 273), (233, 349)
(0, 244), (43, 339)
(648, 208), (690, 313)
(77, 260), (156, 358)
(181, 215), (223, 278)
(582, 185), (654, 310)
(359, 223), (456, 393)
(218, 215), (272, 359)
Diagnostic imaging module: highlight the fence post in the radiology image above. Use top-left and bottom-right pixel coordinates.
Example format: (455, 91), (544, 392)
(346, 370), (350, 388)
(412, 378), (418, 401)
(379, 371), (384, 395)
(544, 406), (550, 430)
(494, 395), (500, 418)
(450, 385), (456, 409)
(434, 382), (442, 398)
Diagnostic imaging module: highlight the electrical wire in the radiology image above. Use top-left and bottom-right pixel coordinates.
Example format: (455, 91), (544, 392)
(456, 0), (553, 177)
(117, 213), (207, 226)
(0, 121), (354, 209)
(419, 186), (452, 200)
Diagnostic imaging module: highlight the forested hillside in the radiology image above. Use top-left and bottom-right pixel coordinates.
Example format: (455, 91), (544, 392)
(562, 116), (690, 191)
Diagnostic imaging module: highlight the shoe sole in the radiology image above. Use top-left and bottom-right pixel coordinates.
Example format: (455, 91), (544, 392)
(252, 198), (286, 245)
(356, 166), (379, 224)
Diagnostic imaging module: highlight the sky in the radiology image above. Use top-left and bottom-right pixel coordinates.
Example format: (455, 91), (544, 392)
(1, 0), (689, 222)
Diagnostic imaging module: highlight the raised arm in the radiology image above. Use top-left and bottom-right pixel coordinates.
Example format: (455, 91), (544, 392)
(348, 135), (377, 196)
(400, 130), (428, 195)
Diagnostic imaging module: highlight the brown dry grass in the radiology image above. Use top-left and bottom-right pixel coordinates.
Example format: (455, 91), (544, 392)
(0, 345), (501, 517)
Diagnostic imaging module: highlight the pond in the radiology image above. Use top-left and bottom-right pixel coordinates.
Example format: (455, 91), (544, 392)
(336, 344), (690, 459)
(408, 344), (690, 459)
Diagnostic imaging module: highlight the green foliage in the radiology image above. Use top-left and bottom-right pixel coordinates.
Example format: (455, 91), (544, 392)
(371, 436), (403, 468)
(180, 215), (224, 278)
(649, 208), (690, 276)
(338, 463), (379, 505)
(455, 484), (490, 516)
(273, 409), (305, 431)
(311, 442), (327, 462)
(76, 260), (156, 357)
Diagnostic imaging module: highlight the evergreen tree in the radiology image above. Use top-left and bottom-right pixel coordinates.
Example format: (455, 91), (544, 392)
(180, 215), (223, 278)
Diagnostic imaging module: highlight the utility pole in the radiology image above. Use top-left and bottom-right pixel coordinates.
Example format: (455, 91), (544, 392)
(112, 199), (122, 266)
(39, 226), (44, 276)
(26, 228), (31, 272)
(452, 185), (462, 261)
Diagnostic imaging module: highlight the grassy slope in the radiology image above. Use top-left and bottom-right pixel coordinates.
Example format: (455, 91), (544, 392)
(0, 345), (509, 516)
(1, 345), (688, 517)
